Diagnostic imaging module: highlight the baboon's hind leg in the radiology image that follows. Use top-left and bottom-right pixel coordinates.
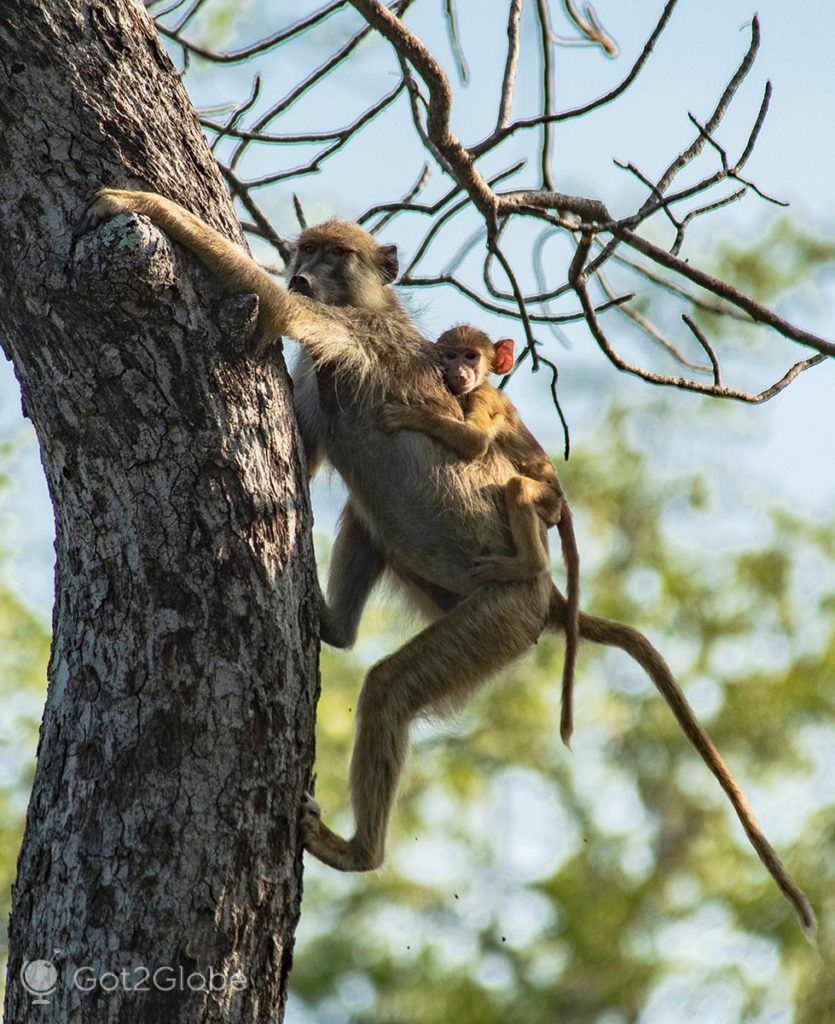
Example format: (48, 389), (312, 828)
(302, 578), (550, 871)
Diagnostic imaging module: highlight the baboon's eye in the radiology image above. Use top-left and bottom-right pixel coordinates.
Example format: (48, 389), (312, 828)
(330, 245), (346, 257)
(301, 242), (317, 255)
(442, 351), (457, 362)
(465, 351), (479, 361)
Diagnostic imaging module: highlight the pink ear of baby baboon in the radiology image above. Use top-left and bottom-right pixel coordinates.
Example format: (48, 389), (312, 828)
(492, 338), (515, 375)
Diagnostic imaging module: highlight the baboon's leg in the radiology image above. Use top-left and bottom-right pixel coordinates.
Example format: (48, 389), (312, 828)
(302, 577), (551, 871)
(319, 503), (385, 649)
(467, 477), (552, 584)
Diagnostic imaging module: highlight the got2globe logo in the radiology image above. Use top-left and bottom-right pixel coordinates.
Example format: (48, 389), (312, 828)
(20, 958), (59, 1005)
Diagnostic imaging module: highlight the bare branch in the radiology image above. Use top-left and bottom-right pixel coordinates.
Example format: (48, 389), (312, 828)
(293, 194), (308, 230)
(442, 0), (470, 83)
(229, 1), (412, 172)
(534, 0), (556, 189)
(471, 0), (679, 156)
(350, 0), (497, 219)
(688, 112), (788, 207)
(368, 164), (431, 235)
(655, 16), (760, 198)
(613, 226), (835, 358)
(613, 157), (683, 235)
(490, 233), (573, 455)
(216, 82), (406, 190)
(207, 74), (262, 156)
(402, 162), (526, 277)
(571, 233), (828, 401)
(609, 251), (752, 323)
(171, 0), (829, 427)
(562, 0), (618, 57)
(221, 167), (295, 264)
(157, 0), (348, 64)
(496, 0), (523, 130)
(738, 80), (773, 170)
(202, 81), (404, 146)
(597, 270), (712, 373)
(682, 315), (721, 385)
(672, 188), (747, 256)
(401, 270), (631, 325)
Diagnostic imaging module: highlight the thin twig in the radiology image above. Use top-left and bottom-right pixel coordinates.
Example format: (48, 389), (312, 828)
(682, 315), (721, 385)
(496, 0), (524, 130)
(230, 1), (411, 172)
(368, 164), (431, 235)
(208, 74), (262, 155)
(402, 162), (526, 277)
(201, 82), (404, 146)
(613, 226), (835, 358)
(293, 195), (308, 230)
(400, 271), (631, 324)
(222, 168), (295, 264)
(534, 0), (556, 189)
(158, 0), (348, 64)
(597, 270), (711, 373)
(562, 0), (618, 56)
(224, 83), (405, 190)
(570, 234), (828, 400)
(471, 0), (679, 156)
(442, 0), (470, 83)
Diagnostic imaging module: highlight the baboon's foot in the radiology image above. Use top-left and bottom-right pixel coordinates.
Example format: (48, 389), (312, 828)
(300, 794), (383, 872)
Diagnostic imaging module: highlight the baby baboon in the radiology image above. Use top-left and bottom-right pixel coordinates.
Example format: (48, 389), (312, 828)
(379, 324), (581, 746)
(84, 189), (815, 937)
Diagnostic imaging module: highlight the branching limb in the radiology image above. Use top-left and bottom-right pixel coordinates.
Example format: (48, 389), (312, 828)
(562, 0), (618, 57)
(571, 233), (827, 400)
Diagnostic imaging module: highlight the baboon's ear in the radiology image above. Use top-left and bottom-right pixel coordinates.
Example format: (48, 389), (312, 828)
(492, 338), (515, 375)
(378, 244), (399, 283)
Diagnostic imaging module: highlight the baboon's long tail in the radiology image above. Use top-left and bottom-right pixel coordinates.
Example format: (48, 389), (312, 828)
(547, 587), (817, 941)
(556, 506), (580, 748)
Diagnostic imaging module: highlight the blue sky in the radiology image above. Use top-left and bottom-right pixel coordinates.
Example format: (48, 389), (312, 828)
(1, 0), (833, 610)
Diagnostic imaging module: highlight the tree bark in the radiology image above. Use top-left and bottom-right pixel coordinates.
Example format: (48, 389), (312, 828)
(0, 2), (319, 1021)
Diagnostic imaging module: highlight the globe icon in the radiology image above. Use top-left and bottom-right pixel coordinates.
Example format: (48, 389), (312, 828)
(21, 959), (58, 1003)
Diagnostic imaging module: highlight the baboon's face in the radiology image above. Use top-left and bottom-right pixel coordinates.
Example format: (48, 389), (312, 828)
(288, 238), (354, 304)
(435, 326), (494, 396)
(436, 343), (490, 396)
(288, 221), (398, 309)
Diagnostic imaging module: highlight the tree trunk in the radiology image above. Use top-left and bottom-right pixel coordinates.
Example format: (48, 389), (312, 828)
(0, 2), (319, 1021)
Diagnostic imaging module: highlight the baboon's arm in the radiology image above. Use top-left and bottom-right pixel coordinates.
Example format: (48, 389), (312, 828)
(86, 189), (357, 367)
(379, 392), (501, 459)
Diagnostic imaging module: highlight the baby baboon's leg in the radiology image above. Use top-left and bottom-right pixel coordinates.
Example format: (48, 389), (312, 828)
(319, 503), (385, 649)
(467, 477), (552, 584)
(302, 577), (551, 871)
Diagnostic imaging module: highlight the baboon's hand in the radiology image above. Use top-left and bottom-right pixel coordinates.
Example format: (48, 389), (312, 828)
(378, 402), (411, 433)
(84, 188), (139, 232)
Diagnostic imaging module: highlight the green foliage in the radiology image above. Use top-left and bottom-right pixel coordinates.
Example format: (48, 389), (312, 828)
(294, 401), (835, 1024)
(713, 219), (835, 303)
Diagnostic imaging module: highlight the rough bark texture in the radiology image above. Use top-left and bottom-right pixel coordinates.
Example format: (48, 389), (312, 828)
(0, 2), (319, 1021)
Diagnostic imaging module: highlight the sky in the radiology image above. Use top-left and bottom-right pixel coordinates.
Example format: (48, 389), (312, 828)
(1, 0), (833, 605)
